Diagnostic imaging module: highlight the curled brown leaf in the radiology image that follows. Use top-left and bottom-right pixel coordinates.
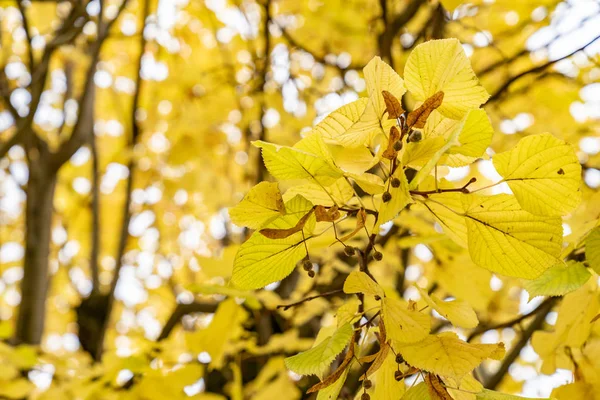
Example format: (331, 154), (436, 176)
(407, 91), (444, 129)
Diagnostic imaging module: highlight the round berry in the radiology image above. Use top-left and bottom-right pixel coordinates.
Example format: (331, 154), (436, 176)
(393, 140), (403, 151)
(395, 354), (404, 364)
(408, 130), (423, 142)
(308, 270), (315, 278)
(382, 191), (392, 203)
(363, 379), (372, 389)
(391, 178), (400, 188)
(394, 370), (402, 381)
(344, 246), (355, 256)
(373, 251), (383, 261)
(361, 393), (370, 400)
(302, 260), (313, 271)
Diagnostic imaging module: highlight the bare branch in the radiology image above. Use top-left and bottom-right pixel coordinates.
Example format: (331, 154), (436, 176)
(50, 0), (131, 169)
(483, 297), (557, 390)
(17, 1), (35, 72)
(488, 34), (600, 103)
(157, 302), (219, 342)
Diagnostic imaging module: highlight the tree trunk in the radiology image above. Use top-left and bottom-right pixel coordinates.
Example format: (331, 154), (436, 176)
(15, 156), (56, 344)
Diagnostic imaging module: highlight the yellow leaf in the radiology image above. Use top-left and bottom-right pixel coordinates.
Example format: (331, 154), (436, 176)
(382, 297), (430, 344)
(493, 133), (582, 216)
(364, 56), (406, 120)
(0, 379), (35, 399)
(373, 350), (405, 399)
(446, 108), (493, 158)
(476, 389), (553, 400)
(420, 192), (469, 247)
(404, 38), (489, 120)
(397, 332), (505, 380)
(229, 182), (285, 230)
(337, 57), (406, 147)
(283, 177), (354, 207)
(523, 261), (591, 298)
(346, 172), (385, 195)
(343, 271), (384, 298)
(463, 194), (563, 279)
(416, 286), (479, 329)
(315, 98), (369, 147)
(185, 299), (248, 369)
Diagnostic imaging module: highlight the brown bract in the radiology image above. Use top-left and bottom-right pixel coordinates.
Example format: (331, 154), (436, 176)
(382, 90), (404, 119)
(407, 91), (444, 129)
(382, 125), (401, 160)
(260, 208), (314, 239)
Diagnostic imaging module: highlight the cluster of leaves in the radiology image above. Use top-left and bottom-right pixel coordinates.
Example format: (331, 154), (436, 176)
(228, 38), (598, 398)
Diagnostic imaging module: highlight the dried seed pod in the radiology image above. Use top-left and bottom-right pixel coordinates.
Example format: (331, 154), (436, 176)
(302, 260), (313, 271)
(391, 178), (401, 188)
(408, 130), (423, 143)
(373, 251), (383, 261)
(382, 192), (392, 203)
(393, 140), (403, 151)
(308, 270), (315, 278)
(344, 246), (356, 256)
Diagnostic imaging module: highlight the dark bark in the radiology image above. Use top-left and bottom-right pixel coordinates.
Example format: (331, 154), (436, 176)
(15, 152), (57, 344)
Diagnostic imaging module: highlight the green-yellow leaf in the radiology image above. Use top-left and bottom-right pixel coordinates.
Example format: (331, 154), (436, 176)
(463, 194), (563, 279)
(232, 232), (306, 290)
(586, 227), (600, 274)
(284, 323), (353, 376)
(493, 133), (582, 217)
(254, 140), (342, 185)
(404, 38), (489, 120)
(343, 271), (384, 298)
(416, 286), (479, 329)
(382, 297), (430, 344)
(523, 261), (591, 298)
(397, 332), (505, 380)
(232, 196), (315, 289)
(229, 182), (285, 229)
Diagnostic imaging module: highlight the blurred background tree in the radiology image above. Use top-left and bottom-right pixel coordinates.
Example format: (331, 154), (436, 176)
(0, 0), (599, 398)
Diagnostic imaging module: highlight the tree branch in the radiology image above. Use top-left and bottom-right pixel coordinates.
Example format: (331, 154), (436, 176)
(483, 297), (557, 390)
(468, 296), (556, 342)
(49, 0), (130, 169)
(94, 0), (150, 360)
(157, 302), (219, 341)
(488, 34), (600, 103)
